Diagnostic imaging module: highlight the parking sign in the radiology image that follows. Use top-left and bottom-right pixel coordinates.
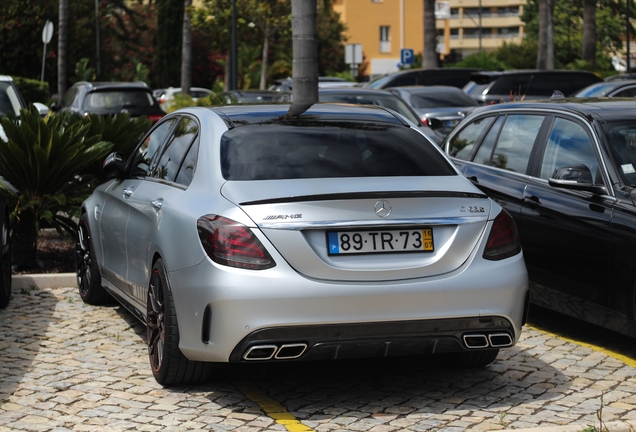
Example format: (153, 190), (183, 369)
(401, 49), (414, 65)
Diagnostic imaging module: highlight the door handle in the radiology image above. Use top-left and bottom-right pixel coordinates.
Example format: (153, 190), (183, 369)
(523, 195), (542, 209)
(151, 199), (163, 210)
(122, 188), (133, 198)
(466, 175), (478, 183)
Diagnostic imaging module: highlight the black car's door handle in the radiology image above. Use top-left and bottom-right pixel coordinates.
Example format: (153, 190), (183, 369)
(523, 195), (542, 209)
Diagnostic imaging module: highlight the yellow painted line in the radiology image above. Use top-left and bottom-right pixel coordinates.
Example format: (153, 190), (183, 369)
(234, 380), (315, 432)
(527, 324), (636, 368)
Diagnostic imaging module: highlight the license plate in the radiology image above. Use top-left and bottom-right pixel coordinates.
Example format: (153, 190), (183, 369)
(327, 228), (434, 255)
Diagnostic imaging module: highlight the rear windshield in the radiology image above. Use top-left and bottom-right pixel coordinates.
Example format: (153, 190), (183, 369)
(409, 91), (479, 108)
(221, 123), (456, 180)
(86, 90), (155, 109)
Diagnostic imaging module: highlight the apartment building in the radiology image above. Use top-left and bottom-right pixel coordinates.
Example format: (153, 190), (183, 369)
(332, 0), (525, 76)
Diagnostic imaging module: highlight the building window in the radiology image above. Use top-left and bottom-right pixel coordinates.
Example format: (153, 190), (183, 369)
(450, 8), (459, 18)
(463, 27), (493, 39)
(380, 25), (391, 53)
(498, 26), (520, 38)
(463, 7), (492, 18)
(497, 6), (520, 16)
(371, 0), (383, 2)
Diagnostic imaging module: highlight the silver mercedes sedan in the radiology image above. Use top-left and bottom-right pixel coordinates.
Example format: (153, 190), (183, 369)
(76, 103), (529, 386)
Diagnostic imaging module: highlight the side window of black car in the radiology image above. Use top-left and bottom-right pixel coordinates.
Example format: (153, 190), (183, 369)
(539, 118), (599, 182)
(614, 87), (636, 97)
(152, 117), (199, 184)
(476, 114), (545, 173)
(448, 116), (494, 160)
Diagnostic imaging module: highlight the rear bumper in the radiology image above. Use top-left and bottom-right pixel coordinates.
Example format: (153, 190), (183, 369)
(168, 250), (528, 363)
(230, 316), (516, 363)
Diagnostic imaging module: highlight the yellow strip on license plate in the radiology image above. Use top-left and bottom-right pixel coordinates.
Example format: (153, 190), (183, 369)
(327, 228), (434, 255)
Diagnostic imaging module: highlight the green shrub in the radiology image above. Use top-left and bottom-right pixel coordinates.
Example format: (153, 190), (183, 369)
(0, 106), (113, 269)
(12, 76), (51, 105)
(451, 52), (508, 71)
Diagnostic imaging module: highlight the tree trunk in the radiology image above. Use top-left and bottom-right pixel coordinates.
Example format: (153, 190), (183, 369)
(423, 0), (437, 68)
(290, 0), (318, 112)
(11, 210), (38, 271)
(537, 0), (555, 70)
(582, 0), (596, 65)
(181, 0), (193, 95)
(58, 0), (68, 101)
(260, 26), (270, 90)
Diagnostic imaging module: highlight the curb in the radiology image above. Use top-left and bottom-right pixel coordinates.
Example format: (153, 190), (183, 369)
(11, 272), (77, 290)
(501, 420), (636, 431)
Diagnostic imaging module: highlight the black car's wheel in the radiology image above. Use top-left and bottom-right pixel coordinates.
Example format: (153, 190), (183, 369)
(0, 211), (11, 309)
(76, 213), (110, 305)
(434, 349), (500, 368)
(147, 258), (211, 386)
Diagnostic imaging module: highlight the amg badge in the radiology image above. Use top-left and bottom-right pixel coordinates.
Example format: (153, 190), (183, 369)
(263, 214), (302, 220)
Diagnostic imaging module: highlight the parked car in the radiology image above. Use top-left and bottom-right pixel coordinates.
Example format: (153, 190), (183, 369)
(0, 75), (49, 140)
(221, 89), (280, 104)
(0, 189), (10, 309)
(269, 76), (355, 92)
(463, 70), (602, 105)
(278, 87), (444, 144)
(156, 87), (213, 108)
(444, 98), (636, 338)
(364, 68), (482, 90)
(52, 81), (165, 123)
(573, 80), (636, 98)
(388, 85), (480, 139)
(76, 103), (528, 385)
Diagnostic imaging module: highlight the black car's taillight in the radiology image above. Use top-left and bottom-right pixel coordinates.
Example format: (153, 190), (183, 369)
(197, 215), (275, 270)
(483, 209), (521, 261)
(147, 114), (164, 123)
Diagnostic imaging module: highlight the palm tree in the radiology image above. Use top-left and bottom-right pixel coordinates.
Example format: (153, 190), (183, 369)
(423, 0), (437, 68)
(537, 0), (555, 69)
(582, 0), (596, 65)
(290, 0), (318, 112)
(181, 0), (193, 94)
(58, 0), (68, 100)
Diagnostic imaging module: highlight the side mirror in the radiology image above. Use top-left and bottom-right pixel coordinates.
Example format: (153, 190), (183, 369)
(32, 102), (49, 117)
(49, 102), (60, 112)
(103, 152), (126, 180)
(548, 164), (608, 195)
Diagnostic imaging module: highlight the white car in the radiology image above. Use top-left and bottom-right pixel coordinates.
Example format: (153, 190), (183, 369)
(77, 103), (529, 386)
(0, 75), (49, 140)
(155, 86), (212, 109)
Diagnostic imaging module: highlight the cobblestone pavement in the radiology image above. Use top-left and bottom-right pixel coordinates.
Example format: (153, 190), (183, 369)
(2, 285), (636, 432)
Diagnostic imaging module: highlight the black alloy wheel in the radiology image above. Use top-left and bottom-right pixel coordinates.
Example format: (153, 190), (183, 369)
(146, 258), (211, 386)
(0, 212), (11, 309)
(76, 213), (109, 305)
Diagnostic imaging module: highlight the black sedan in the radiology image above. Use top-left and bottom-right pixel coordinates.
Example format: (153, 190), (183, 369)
(443, 99), (636, 338)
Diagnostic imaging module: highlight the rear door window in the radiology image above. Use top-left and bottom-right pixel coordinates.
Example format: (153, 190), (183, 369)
(477, 114), (545, 173)
(539, 118), (598, 181)
(448, 116), (495, 160)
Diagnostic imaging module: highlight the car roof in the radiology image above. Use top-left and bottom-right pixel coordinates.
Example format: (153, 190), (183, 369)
(470, 69), (598, 77)
(388, 85), (465, 93)
(317, 87), (399, 95)
(74, 81), (151, 91)
(0, 75), (13, 82)
(581, 80), (636, 90)
(467, 98), (636, 123)
(207, 102), (411, 128)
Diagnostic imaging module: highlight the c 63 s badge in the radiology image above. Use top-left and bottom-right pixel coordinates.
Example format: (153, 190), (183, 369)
(460, 206), (485, 213)
(263, 214), (302, 220)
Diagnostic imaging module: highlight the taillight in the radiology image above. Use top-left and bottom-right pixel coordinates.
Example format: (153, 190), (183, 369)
(483, 209), (521, 261)
(147, 114), (164, 123)
(421, 118), (429, 127)
(197, 215), (275, 270)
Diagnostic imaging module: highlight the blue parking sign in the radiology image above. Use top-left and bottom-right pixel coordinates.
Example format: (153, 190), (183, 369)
(401, 49), (414, 65)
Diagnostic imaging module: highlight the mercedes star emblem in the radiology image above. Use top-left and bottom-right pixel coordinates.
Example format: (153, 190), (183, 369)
(374, 200), (392, 218)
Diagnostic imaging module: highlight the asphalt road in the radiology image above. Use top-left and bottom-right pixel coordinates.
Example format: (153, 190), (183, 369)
(1, 286), (636, 431)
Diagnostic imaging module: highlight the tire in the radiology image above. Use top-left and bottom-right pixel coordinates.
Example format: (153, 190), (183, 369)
(146, 258), (211, 386)
(434, 349), (500, 369)
(0, 211), (11, 309)
(76, 213), (110, 305)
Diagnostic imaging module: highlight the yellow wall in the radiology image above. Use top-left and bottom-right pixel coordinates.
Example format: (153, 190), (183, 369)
(333, 0), (524, 76)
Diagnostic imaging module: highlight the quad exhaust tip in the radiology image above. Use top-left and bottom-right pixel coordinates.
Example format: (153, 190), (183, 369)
(243, 343), (308, 361)
(463, 332), (513, 349)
